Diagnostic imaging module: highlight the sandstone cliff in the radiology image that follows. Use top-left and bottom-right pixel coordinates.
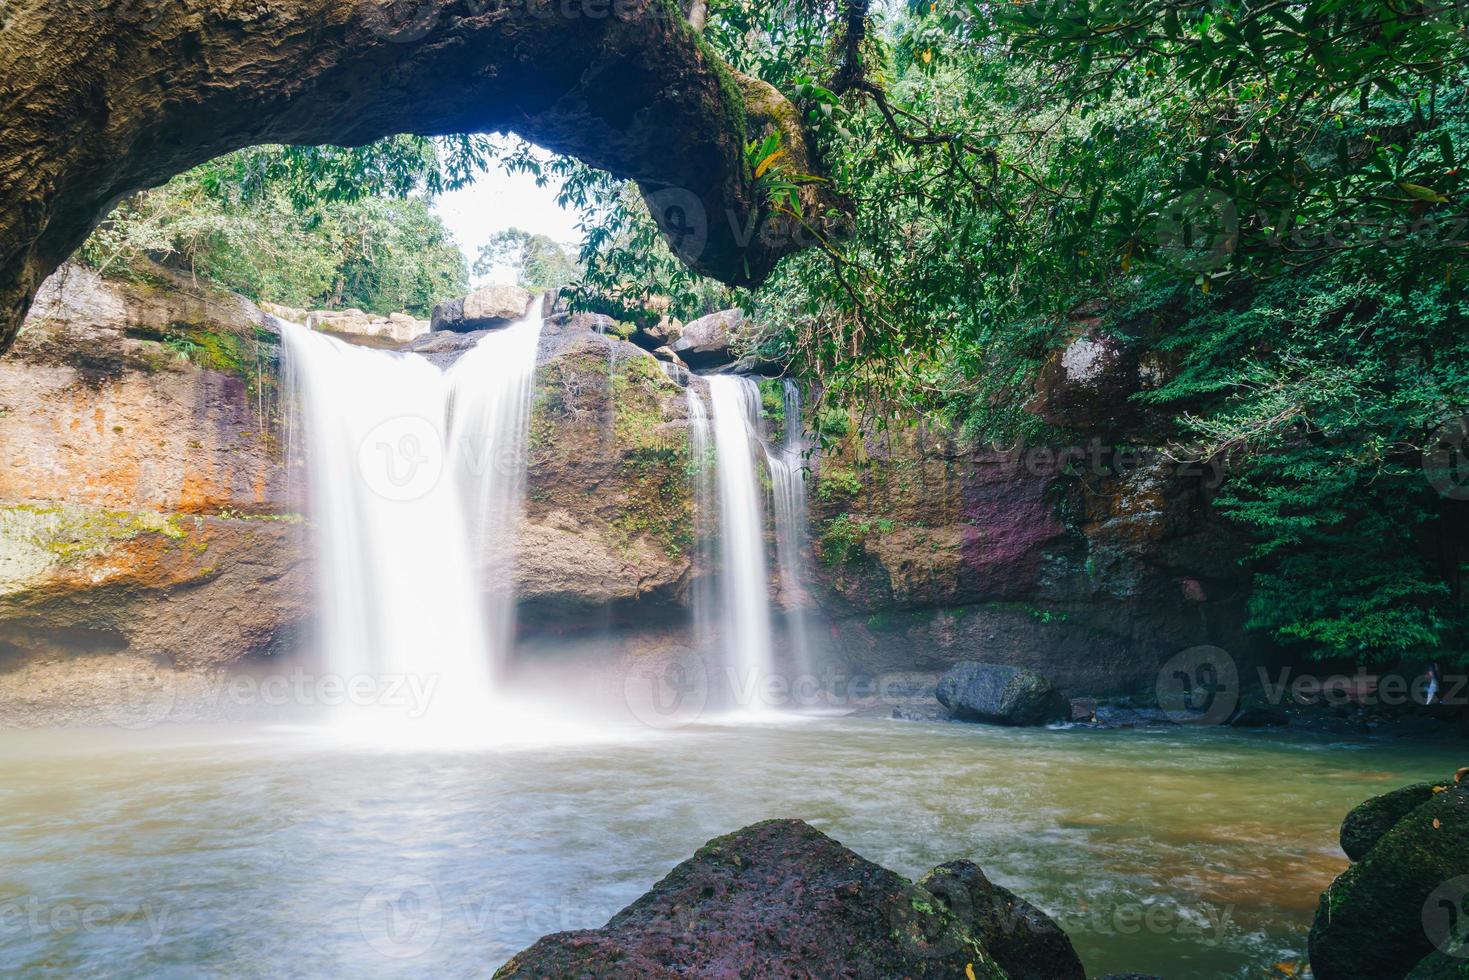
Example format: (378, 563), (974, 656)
(0, 266), (1258, 724)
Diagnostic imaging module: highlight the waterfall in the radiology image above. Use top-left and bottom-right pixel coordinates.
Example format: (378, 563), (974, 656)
(282, 301), (544, 731)
(685, 384), (718, 679)
(446, 320), (543, 665)
(703, 376), (776, 703)
(765, 380), (813, 678)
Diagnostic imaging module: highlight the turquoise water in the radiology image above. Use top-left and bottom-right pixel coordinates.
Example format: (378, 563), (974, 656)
(0, 717), (1457, 977)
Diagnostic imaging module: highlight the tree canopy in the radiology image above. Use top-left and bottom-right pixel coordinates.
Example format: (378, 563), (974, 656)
(73, 0), (1469, 665)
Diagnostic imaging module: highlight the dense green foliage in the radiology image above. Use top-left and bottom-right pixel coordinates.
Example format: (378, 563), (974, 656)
(83, 141), (472, 317)
(561, 0), (1469, 664)
(76, 4), (1469, 665)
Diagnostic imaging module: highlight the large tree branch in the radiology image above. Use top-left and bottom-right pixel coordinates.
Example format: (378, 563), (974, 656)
(0, 0), (845, 352)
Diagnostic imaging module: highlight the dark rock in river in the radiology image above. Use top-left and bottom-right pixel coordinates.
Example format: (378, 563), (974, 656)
(918, 860), (1085, 980)
(1339, 781), (1436, 862)
(1309, 775), (1469, 979)
(494, 818), (1015, 979)
(936, 661), (1070, 726)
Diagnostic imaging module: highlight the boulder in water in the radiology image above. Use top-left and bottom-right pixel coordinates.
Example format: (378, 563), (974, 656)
(670, 308), (740, 369)
(1309, 775), (1469, 979)
(431, 284), (533, 333)
(936, 661), (1070, 726)
(494, 819), (1017, 978)
(1339, 781), (1436, 861)
(918, 861), (1085, 979)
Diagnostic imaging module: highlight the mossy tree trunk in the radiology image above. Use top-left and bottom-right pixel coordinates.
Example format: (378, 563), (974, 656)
(0, 0), (839, 353)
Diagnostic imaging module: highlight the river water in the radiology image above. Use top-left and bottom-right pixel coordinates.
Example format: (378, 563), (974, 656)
(0, 717), (1454, 978)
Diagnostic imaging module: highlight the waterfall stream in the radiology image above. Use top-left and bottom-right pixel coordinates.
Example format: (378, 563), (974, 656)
(765, 380), (813, 678)
(688, 375), (816, 708)
(282, 302), (544, 731)
(705, 376), (777, 702)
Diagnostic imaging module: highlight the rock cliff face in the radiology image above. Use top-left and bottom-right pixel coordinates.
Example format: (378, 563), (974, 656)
(0, 264), (308, 725)
(803, 412), (1251, 696)
(520, 323), (695, 620)
(0, 266), (1258, 724)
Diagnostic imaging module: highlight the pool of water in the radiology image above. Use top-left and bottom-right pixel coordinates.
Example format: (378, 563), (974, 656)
(0, 716), (1456, 978)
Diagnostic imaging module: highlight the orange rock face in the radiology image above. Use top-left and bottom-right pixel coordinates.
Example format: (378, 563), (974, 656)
(0, 264), (309, 725)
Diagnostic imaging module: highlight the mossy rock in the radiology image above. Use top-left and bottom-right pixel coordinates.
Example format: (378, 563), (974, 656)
(918, 861), (1084, 980)
(936, 661), (1070, 726)
(1341, 781), (1437, 861)
(1310, 778), (1469, 979)
(494, 819), (1008, 979)
(1410, 949), (1469, 978)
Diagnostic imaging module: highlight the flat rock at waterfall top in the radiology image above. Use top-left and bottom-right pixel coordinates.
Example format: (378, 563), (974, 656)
(431, 283), (533, 333)
(669, 307), (740, 369)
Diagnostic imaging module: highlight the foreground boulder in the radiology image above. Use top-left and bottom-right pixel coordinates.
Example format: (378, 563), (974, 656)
(430, 284), (533, 333)
(1309, 774), (1469, 979)
(936, 662), (1070, 726)
(919, 861), (1085, 980)
(494, 819), (1087, 978)
(669, 308), (740, 369)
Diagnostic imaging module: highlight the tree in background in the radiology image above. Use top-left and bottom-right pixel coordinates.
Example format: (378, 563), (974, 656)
(81, 138), (475, 317)
(472, 227), (582, 290)
(553, 0), (1469, 667)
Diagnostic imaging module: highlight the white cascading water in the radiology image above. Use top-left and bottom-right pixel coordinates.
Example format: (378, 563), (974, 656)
(703, 376), (776, 704)
(764, 380), (813, 678)
(685, 384), (718, 677)
(282, 301), (544, 733)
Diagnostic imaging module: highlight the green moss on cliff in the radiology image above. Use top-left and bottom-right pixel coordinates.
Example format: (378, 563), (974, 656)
(611, 446), (696, 561)
(758, 378), (785, 429)
(0, 503), (193, 568)
(819, 513), (894, 566)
